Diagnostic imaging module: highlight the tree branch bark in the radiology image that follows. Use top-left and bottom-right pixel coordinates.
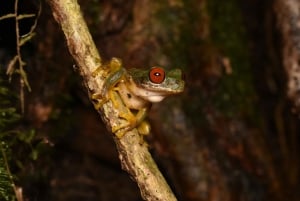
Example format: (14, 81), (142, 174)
(47, 0), (177, 200)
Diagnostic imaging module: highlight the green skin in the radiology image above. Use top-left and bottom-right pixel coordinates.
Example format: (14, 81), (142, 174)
(95, 58), (185, 137)
(128, 68), (185, 97)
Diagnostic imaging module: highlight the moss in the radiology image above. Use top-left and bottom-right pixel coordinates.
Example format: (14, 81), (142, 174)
(148, 0), (259, 123)
(207, 0), (258, 119)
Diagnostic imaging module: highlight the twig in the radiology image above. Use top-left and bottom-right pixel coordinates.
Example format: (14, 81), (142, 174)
(8, 0), (39, 113)
(46, 0), (177, 200)
(14, 0), (25, 114)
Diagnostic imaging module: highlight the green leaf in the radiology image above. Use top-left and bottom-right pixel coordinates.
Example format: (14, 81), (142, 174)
(6, 56), (18, 77)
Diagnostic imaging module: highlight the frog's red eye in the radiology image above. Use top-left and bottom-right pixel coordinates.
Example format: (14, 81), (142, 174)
(149, 67), (165, 84)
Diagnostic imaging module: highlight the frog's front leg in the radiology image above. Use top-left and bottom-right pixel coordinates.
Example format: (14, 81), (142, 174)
(91, 57), (126, 109)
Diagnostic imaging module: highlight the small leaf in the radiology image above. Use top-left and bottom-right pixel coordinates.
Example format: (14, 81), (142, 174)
(20, 68), (31, 92)
(30, 149), (38, 160)
(6, 56), (18, 77)
(18, 129), (35, 144)
(20, 33), (36, 46)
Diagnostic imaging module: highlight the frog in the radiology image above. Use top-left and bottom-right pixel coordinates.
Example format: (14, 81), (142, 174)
(92, 57), (185, 138)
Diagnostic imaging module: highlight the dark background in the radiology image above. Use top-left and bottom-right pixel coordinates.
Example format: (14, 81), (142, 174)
(0, 0), (299, 200)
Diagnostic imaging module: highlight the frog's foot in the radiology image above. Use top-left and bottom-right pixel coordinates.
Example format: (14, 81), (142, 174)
(112, 112), (150, 138)
(114, 123), (150, 139)
(91, 92), (108, 110)
(116, 105), (150, 137)
(110, 107), (151, 138)
(112, 114), (141, 138)
(112, 110), (138, 138)
(115, 127), (130, 138)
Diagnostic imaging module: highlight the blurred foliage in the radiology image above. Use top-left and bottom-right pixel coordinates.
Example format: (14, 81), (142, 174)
(0, 72), (19, 201)
(0, 70), (38, 200)
(0, 146), (15, 201)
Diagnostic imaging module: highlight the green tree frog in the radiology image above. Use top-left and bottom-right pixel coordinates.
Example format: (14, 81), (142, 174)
(92, 58), (185, 138)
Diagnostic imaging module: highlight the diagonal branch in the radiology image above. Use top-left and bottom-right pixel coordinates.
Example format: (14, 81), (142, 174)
(46, 0), (177, 200)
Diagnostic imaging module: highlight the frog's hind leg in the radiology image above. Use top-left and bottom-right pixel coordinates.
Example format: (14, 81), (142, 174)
(109, 90), (137, 137)
(109, 89), (151, 137)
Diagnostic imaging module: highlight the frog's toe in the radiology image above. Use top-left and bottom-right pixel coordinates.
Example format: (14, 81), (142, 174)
(137, 121), (150, 135)
(91, 93), (107, 109)
(115, 129), (127, 138)
(111, 120), (133, 136)
(93, 99), (108, 110)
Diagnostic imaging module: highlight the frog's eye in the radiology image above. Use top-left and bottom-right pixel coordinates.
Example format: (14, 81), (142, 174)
(149, 67), (165, 84)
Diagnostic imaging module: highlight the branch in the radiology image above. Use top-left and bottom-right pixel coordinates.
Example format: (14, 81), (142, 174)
(46, 0), (177, 200)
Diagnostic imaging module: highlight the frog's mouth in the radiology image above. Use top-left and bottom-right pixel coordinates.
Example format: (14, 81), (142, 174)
(128, 78), (184, 102)
(130, 85), (174, 102)
(140, 93), (166, 102)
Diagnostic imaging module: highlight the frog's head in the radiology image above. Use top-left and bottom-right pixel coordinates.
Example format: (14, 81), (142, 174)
(128, 67), (185, 102)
